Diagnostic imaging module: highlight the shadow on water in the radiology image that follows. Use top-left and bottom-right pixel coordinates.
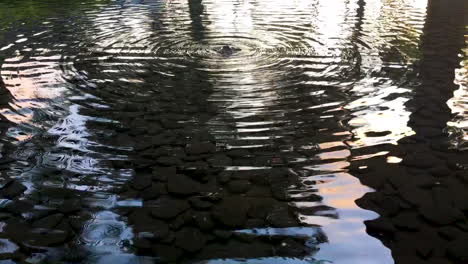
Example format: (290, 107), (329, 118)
(348, 0), (468, 263)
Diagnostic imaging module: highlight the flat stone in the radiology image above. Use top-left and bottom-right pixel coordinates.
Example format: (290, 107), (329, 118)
(0, 180), (26, 199)
(153, 244), (183, 262)
(137, 219), (170, 240)
(380, 197), (400, 216)
(392, 211), (420, 231)
(150, 197), (189, 219)
(438, 226), (463, 240)
(217, 171), (232, 184)
(447, 236), (468, 261)
(266, 205), (298, 227)
(189, 197), (213, 210)
(193, 212), (214, 231)
(247, 198), (275, 219)
(156, 157), (182, 166)
(132, 174), (152, 190)
(58, 199), (81, 214)
(402, 153), (441, 169)
(212, 197), (250, 227)
(399, 185), (431, 205)
(226, 149), (251, 158)
(32, 213), (64, 229)
(4, 200), (33, 216)
(213, 230), (232, 240)
(227, 180), (251, 194)
(141, 184), (162, 200)
(174, 227), (207, 252)
(207, 154), (232, 167)
(25, 229), (70, 247)
(245, 218), (266, 228)
(429, 166), (451, 177)
(186, 142), (216, 155)
(365, 217), (397, 233)
(419, 205), (463, 225)
(0, 238), (18, 256)
(152, 166), (176, 182)
(167, 174), (201, 196)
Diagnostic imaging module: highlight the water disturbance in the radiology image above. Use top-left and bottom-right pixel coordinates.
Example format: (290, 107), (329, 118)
(0, 0), (466, 263)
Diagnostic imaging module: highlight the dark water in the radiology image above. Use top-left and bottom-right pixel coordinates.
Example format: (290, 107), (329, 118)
(0, 0), (465, 263)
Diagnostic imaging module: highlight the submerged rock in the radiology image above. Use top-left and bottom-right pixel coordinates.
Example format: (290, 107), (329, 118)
(0, 180), (26, 199)
(175, 227), (207, 252)
(150, 197), (189, 219)
(212, 197), (250, 228)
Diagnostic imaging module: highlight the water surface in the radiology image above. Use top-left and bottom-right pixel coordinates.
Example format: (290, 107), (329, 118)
(0, 0), (465, 263)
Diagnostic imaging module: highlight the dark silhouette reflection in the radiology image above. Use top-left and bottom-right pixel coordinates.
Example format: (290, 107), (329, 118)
(188, 0), (205, 41)
(105, 1), (330, 262)
(349, 0), (468, 263)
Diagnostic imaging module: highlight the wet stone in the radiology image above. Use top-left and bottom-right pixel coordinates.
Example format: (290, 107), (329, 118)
(399, 185), (431, 206)
(4, 200), (33, 216)
(25, 229), (70, 247)
(226, 149), (251, 158)
(32, 213), (64, 229)
(379, 197), (400, 216)
(189, 197), (213, 210)
(212, 197), (250, 228)
(58, 199), (81, 214)
(156, 157), (182, 166)
(227, 180), (251, 194)
(0, 180), (26, 199)
(213, 230), (233, 240)
(152, 166), (176, 182)
(438, 226), (462, 240)
(392, 211), (420, 231)
(132, 174), (152, 190)
(447, 236), (468, 261)
(402, 153), (441, 169)
(429, 166), (451, 178)
(366, 217), (397, 234)
(150, 197), (189, 219)
(193, 212), (215, 231)
(174, 227), (207, 252)
(186, 142), (216, 155)
(153, 244), (183, 262)
(247, 198), (275, 219)
(419, 205), (463, 225)
(167, 174), (201, 196)
(207, 154), (233, 167)
(0, 238), (18, 258)
(245, 218), (265, 228)
(267, 205), (298, 227)
(139, 219), (170, 240)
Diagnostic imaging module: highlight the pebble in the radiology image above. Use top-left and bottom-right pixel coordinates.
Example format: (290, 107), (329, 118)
(447, 236), (468, 261)
(0, 180), (26, 199)
(156, 157), (182, 166)
(419, 205), (463, 225)
(167, 174), (201, 196)
(174, 227), (207, 252)
(186, 142), (216, 155)
(32, 213), (64, 229)
(132, 174), (152, 190)
(227, 180), (251, 194)
(150, 197), (189, 219)
(392, 211), (420, 231)
(438, 226), (462, 240)
(212, 197), (249, 227)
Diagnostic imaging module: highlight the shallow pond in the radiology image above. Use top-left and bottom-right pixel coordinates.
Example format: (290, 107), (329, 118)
(0, 0), (466, 263)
